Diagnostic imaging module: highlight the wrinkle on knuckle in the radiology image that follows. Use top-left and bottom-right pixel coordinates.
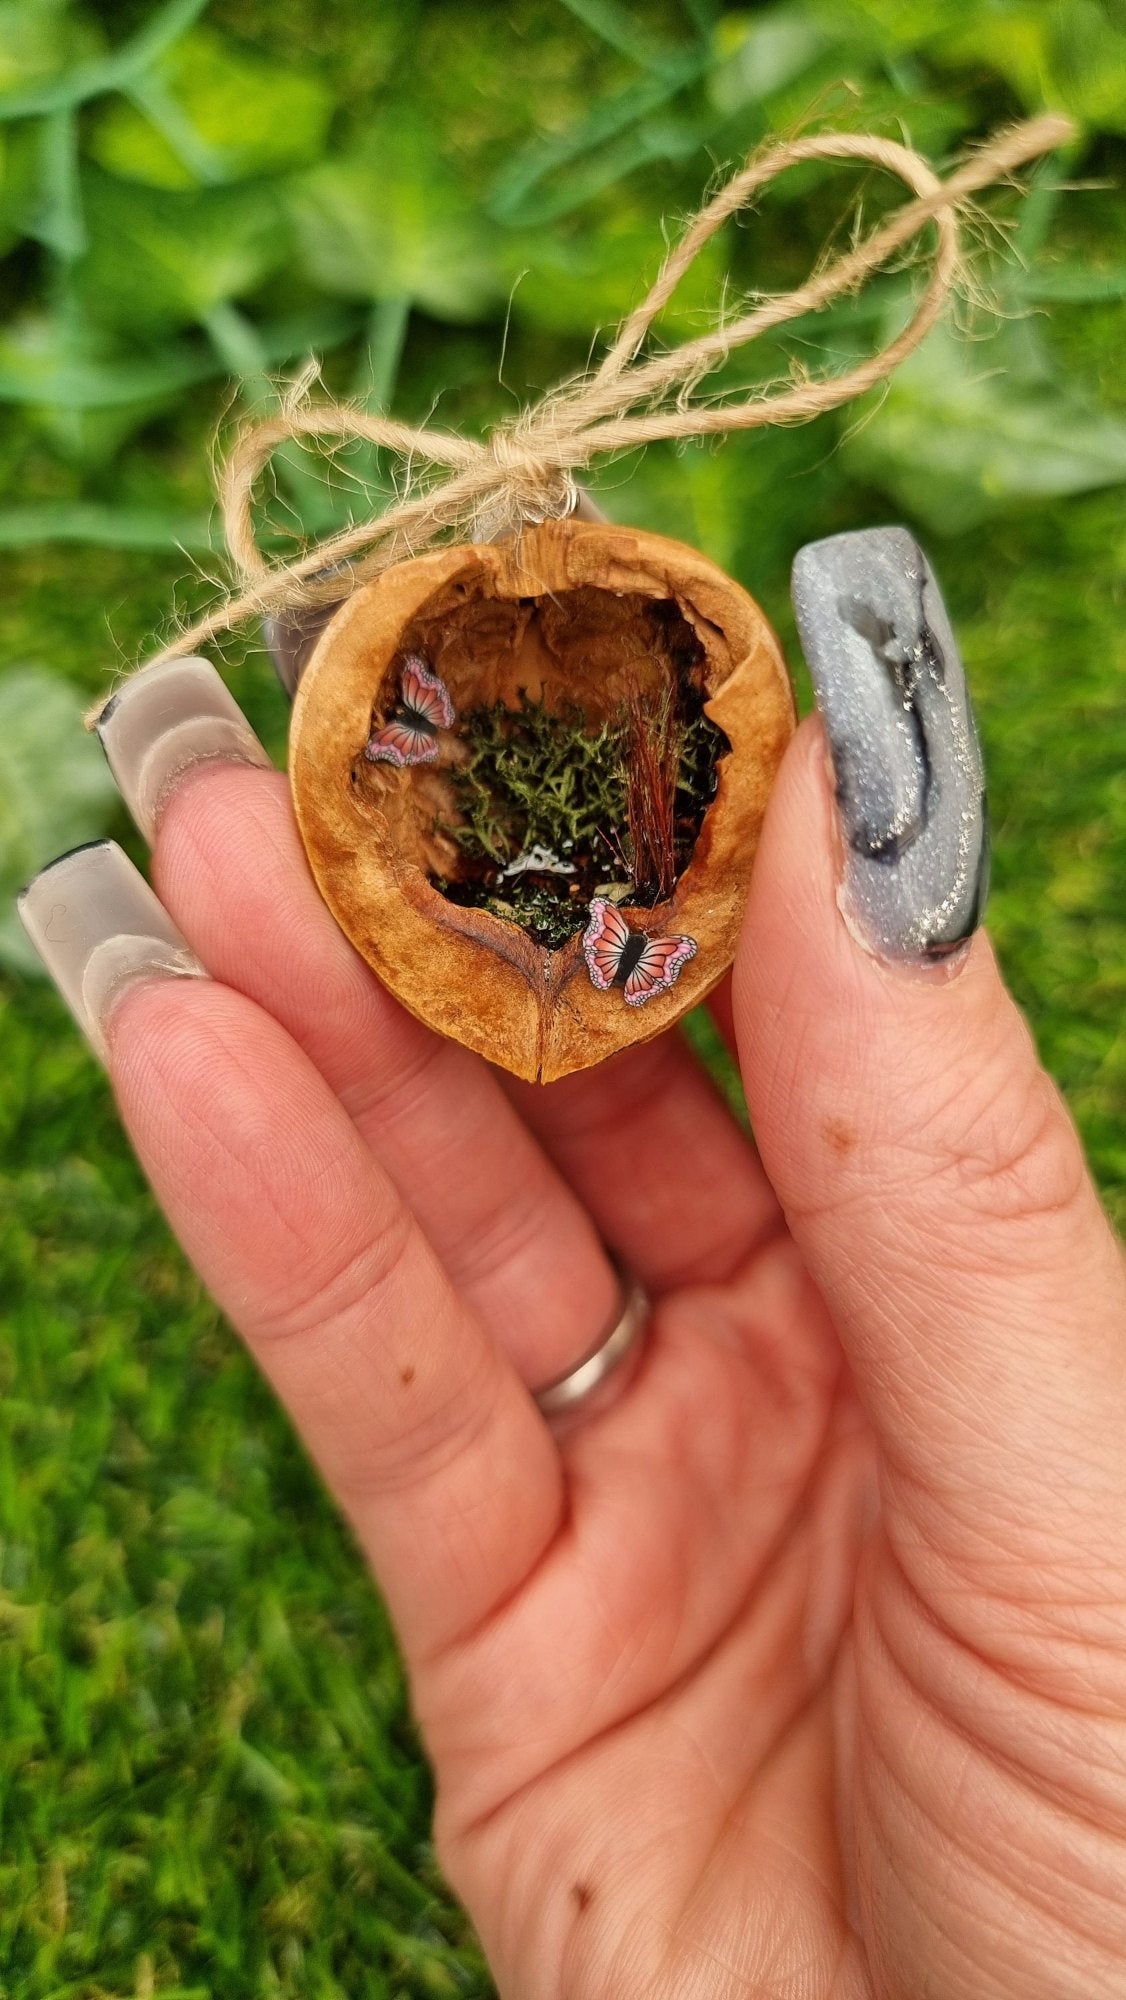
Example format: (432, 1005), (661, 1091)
(342, 1024), (448, 1133)
(252, 1198), (416, 1349)
(923, 1062), (1089, 1237)
(450, 1176), (556, 1292)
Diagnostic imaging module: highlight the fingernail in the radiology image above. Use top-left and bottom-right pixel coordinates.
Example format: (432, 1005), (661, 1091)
(263, 603), (341, 698)
(95, 656), (272, 843)
(791, 525), (988, 963)
(262, 565), (350, 697)
(17, 840), (206, 1062)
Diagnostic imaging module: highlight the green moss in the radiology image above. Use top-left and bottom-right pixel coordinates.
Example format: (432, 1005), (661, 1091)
(444, 693), (628, 872)
(436, 692), (726, 945)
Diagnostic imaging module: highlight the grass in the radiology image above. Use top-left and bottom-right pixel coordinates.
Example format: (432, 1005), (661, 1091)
(1, 0), (1124, 1992)
(3, 959), (488, 1997)
(3, 484), (1123, 2000)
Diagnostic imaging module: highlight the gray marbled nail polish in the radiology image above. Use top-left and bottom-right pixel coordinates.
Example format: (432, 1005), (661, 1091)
(791, 525), (988, 961)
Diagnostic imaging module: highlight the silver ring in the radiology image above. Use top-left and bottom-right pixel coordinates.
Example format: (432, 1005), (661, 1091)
(533, 1266), (650, 1427)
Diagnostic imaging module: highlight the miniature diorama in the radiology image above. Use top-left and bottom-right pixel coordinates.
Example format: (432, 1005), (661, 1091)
(109, 118), (1059, 1086)
(289, 519), (795, 1081)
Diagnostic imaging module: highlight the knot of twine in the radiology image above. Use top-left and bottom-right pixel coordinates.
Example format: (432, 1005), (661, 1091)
(121, 113), (1071, 701)
(475, 426), (580, 542)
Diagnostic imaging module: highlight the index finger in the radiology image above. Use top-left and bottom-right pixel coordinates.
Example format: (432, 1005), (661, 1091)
(23, 839), (563, 1663)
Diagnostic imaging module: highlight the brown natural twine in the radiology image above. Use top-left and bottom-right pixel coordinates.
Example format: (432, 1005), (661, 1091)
(90, 113), (1072, 723)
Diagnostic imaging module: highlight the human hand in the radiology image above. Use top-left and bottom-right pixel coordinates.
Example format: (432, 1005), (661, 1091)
(21, 531), (1126, 1998)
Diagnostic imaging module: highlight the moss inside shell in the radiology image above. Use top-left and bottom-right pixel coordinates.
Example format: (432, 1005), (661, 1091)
(289, 521), (795, 1082)
(350, 584), (730, 949)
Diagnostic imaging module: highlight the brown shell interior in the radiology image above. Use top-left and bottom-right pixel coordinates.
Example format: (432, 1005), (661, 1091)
(354, 581), (713, 899)
(289, 521), (795, 1082)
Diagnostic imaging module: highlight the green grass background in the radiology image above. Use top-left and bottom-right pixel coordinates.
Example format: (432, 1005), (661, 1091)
(1, 1), (1124, 1992)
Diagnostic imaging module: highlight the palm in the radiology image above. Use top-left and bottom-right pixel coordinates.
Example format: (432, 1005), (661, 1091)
(426, 1209), (1126, 2000)
(422, 1229), (877, 1997)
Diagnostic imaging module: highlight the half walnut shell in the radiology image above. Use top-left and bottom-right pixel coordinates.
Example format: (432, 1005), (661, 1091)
(288, 519), (794, 1082)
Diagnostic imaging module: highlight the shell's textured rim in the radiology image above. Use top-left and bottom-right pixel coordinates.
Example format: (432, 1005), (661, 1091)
(289, 520), (795, 1082)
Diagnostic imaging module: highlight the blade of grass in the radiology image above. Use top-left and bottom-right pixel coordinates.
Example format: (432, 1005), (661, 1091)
(1017, 266), (1126, 301)
(0, 503), (220, 549)
(487, 54), (706, 223)
(679, 0), (720, 34)
(555, 0), (689, 72)
(354, 295), (411, 410)
(1007, 154), (1071, 265)
(31, 109), (85, 262)
(201, 299), (275, 403)
(497, 110), (704, 227)
(202, 301), (342, 532)
(343, 295), (411, 509)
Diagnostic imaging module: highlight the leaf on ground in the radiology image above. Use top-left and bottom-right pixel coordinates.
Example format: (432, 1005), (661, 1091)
(0, 302), (364, 410)
(77, 169), (290, 334)
(0, 309), (212, 407)
(0, 310), (211, 462)
(0, 0), (100, 100)
(88, 27), (333, 189)
(842, 317), (1126, 533)
(289, 113), (505, 320)
(0, 665), (120, 977)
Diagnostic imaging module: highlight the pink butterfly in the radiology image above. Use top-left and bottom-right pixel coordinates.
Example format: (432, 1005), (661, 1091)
(364, 655), (455, 766)
(583, 897), (697, 1007)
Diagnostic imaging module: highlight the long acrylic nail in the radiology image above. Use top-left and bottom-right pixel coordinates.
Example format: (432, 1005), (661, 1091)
(17, 840), (206, 1061)
(263, 602), (342, 699)
(95, 656), (272, 843)
(791, 525), (988, 962)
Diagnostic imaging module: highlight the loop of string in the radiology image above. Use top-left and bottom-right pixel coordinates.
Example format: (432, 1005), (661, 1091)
(99, 113), (1072, 713)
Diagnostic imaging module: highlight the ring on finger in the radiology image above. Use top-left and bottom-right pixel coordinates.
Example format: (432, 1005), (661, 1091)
(533, 1263), (650, 1433)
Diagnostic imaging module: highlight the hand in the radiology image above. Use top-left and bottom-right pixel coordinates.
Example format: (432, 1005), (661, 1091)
(22, 583), (1126, 1998)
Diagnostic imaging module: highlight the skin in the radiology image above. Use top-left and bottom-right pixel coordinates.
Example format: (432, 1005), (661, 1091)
(100, 717), (1126, 1999)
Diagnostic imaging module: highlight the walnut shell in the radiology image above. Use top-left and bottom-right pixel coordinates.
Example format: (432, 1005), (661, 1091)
(289, 519), (794, 1082)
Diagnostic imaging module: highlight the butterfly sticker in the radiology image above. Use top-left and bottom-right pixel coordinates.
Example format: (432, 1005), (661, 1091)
(364, 655), (455, 767)
(582, 897), (697, 1007)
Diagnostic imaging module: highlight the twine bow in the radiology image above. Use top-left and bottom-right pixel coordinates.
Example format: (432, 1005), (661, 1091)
(110, 112), (1072, 707)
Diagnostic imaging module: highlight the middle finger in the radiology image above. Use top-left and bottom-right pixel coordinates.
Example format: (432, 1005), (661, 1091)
(507, 1023), (784, 1294)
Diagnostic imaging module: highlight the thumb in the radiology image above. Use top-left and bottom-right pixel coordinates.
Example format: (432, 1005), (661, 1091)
(735, 528), (1126, 1570)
